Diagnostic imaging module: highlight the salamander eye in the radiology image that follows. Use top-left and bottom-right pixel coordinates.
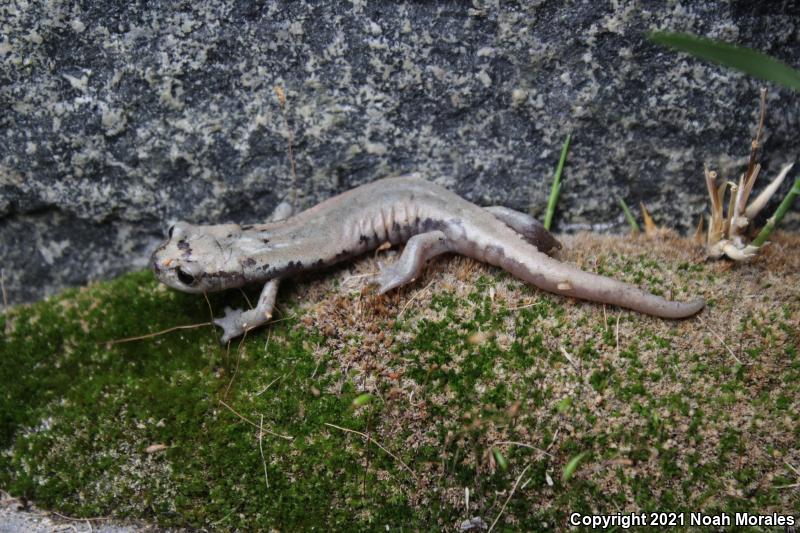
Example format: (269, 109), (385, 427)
(176, 268), (196, 285)
(168, 225), (175, 238)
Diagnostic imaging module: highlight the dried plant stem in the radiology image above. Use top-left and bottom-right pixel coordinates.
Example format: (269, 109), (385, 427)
(704, 167), (726, 248)
(746, 88), (767, 180)
(274, 86), (299, 212)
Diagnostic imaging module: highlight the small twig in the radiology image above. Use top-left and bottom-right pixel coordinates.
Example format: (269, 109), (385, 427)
(105, 322), (213, 345)
(493, 441), (554, 458)
(259, 414), (269, 490)
(324, 422), (416, 478)
(615, 312), (621, 358)
(218, 398), (293, 440)
(697, 315), (744, 365)
(488, 464), (531, 533)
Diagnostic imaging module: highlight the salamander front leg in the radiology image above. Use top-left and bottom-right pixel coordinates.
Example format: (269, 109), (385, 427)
(373, 230), (451, 294)
(213, 279), (280, 343)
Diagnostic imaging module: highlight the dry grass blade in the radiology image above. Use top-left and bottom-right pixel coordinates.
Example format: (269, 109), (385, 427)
(729, 174), (747, 239)
(254, 374), (284, 397)
(640, 202), (657, 236)
(224, 328), (249, 398)
(1, 268), (8, 335)
(106, 322), (214, 345)
(697, 315), (744, 365)
(693, 214), (704, 245)
(324, 422), (417, 479)
(51, 511), (111, 522)
(488, 463), (531, 533)
(704, 168), (725, 246)
(218, 399), (293, 440)
(202, 291), (220, 343)
(493, 441), (554, 458)
(738, 164), (761, 215)
(398, 278), (436, 317)
(259, 414), (270, 490)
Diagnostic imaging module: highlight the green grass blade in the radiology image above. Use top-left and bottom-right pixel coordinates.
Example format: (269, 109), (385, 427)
(543, 133), (572, 231)
(618, 197), (640, 233)
(351, 393), (373, 407)
(648, 31), (800, 91)
(562, 451), (588, 482)
(492, 447), (509, 470)
(751, 177), (800, 247)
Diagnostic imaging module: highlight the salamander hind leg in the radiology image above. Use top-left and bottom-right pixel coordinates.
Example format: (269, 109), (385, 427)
(373, 230), (452, 294)
(484, 206), (561, 254)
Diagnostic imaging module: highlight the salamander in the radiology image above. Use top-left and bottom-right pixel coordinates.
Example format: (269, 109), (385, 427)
(151, 175), (704, 342)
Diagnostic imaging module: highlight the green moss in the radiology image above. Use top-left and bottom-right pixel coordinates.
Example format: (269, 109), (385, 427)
(0, 272), (411, 529)
(1, 242), (798, 530)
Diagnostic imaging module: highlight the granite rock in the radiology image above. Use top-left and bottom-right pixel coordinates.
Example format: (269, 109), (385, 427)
(1, 0), (799, 303)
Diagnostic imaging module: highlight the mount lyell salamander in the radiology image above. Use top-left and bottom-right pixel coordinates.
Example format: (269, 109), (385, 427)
(152, 175), (705, 342)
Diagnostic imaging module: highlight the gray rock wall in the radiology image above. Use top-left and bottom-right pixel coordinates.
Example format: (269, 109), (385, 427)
(2, 0), (799, 303)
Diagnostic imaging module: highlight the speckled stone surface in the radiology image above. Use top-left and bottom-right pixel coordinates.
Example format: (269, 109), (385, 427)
(1, 1), (799, 303)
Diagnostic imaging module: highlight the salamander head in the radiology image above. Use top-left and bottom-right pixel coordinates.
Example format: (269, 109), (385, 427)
(151, 221), (247, 293)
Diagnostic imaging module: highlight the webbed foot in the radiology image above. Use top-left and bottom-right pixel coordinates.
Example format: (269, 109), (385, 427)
(213, 306), (272, 344)
(373, 263), (407, 294)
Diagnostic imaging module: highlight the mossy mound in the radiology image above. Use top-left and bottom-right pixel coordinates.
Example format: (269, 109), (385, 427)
(1, 233), (798, 530)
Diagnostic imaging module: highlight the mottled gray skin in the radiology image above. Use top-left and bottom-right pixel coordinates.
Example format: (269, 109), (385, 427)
(152, 176), (704, 342)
